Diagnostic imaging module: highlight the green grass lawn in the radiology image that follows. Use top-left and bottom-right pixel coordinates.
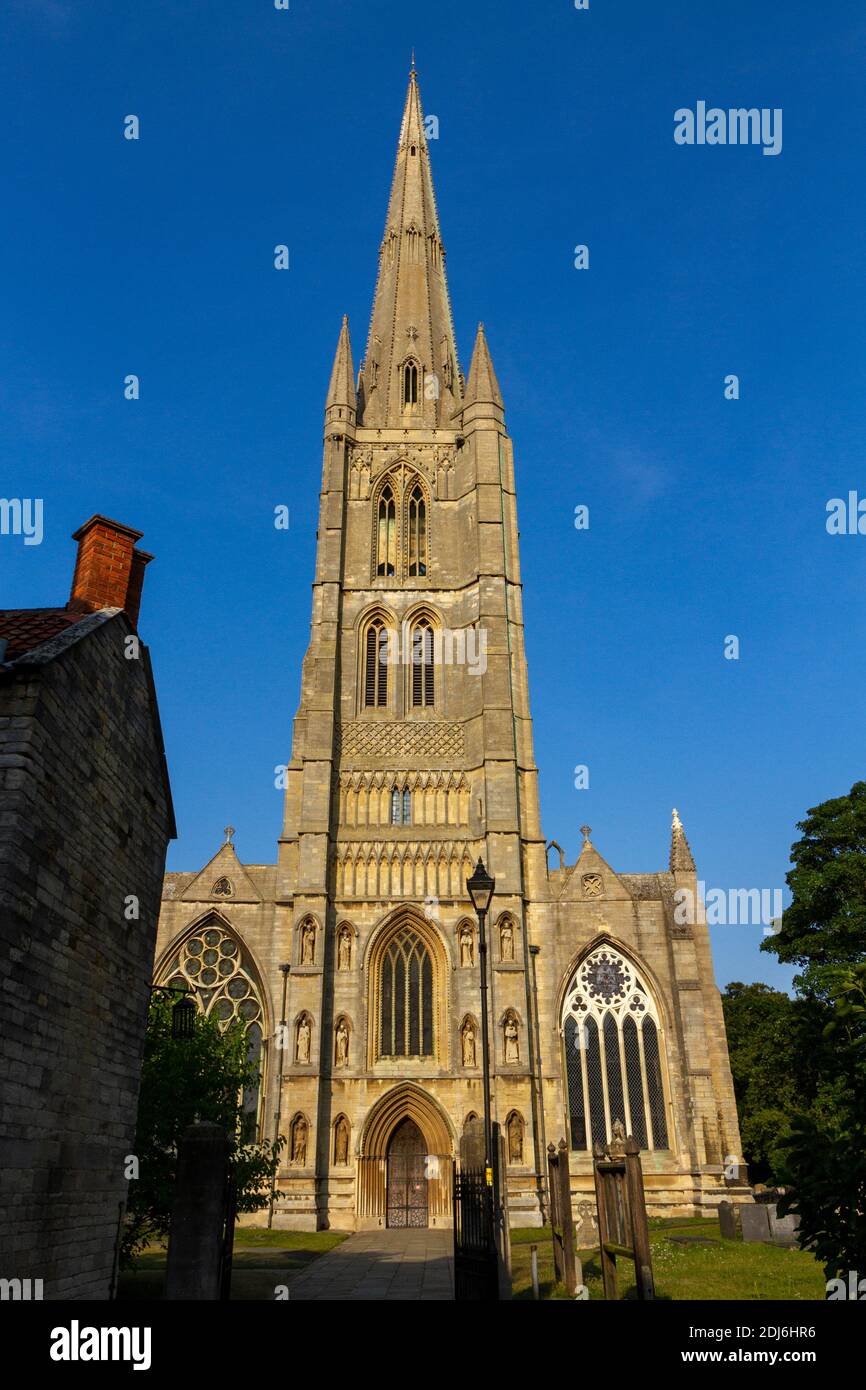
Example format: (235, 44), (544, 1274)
(510, 1218), (827, 1301)
(117, 1227), (349, 1300)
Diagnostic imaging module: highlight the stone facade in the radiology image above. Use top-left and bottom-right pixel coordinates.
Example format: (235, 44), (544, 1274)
(0, 521), (174, 1297)
(154, 69), (747, 1231)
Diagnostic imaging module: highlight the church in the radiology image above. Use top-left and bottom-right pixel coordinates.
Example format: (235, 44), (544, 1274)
(154, 67), (746, 1230)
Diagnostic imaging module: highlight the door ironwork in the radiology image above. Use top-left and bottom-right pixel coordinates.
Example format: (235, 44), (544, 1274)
(386, 1118), (428, 1228)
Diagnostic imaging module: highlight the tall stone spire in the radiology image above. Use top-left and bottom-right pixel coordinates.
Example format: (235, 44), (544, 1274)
(359, 66), (461, 428)
(670, 807), (696, 873)
(325, 315), (356, 428)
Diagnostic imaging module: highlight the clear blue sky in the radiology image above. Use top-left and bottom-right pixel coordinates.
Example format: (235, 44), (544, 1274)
(3, 1), (865, 993)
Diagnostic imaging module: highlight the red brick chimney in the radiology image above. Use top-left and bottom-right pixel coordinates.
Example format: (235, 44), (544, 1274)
(67, 516), (154, 628)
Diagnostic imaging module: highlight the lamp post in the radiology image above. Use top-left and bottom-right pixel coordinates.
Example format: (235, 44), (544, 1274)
(466, 857), (496, 1182)
(149, 983), (196, 1039)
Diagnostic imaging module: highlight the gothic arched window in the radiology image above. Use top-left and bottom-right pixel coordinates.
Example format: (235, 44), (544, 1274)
(159, 919), (266, 1138)
(379, 927), (434, 1058)
(364, 619), (389, 708)
(411, 618), (434, 708)
(390, 786), (412, 826)
(407, 484), (427, 577)
(376, 485), (397, 576)
(562, 945), (669, 1153)
(403, 361), (418, 406)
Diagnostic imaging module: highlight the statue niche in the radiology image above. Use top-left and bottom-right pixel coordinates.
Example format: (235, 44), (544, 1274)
(334, 1116), (350, 1166)
(461, 1017), (477, 1069)
(291, 1114), (308, 1167)
(499, 917), (514, 962)
(296, 1013), (312, 1065)
(503, 1010), (520, 1065)
(507, 1111), (524, 1164)
(337, 926), (352, 971)
(458, 922), (474, 968)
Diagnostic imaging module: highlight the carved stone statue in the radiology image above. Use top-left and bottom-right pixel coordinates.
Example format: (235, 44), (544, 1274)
(500, 919), (514, 962)
(291, 1116), (307, 1167)
(335, 1019), (349, 1068)
(459, 923), (474, 967)
(507, 1112), (524, 1164)
(504, 1013), (519, 1064)
(301, 921), (315, 965)
(461, 1019), (476, 1068)
(338, 927), (351, 971)
(334, 1116), (349, 1166)
(608, 1117), (627, 1159)
(296, 1016), (311, 1065)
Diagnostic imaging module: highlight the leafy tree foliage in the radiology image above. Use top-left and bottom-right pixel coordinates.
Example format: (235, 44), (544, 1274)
(774, 964), (866, 1279)
(721, 983), (803, 1183)
(763, 780), (866, 996)
(122, 995), (282, 1267)
(757, 783), (866, 1278)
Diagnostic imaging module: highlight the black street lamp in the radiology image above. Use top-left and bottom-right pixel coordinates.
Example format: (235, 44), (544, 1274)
(466, 857), (496, 1184)
(149, 983), (196, 1039)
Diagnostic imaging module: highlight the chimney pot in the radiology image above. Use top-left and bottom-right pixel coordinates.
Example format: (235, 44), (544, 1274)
(67, 515), (152, 628)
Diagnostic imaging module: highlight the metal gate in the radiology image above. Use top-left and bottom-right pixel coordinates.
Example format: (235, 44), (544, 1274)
(387, 1118), (428, 1228)
(453, 1167), (498, 1300)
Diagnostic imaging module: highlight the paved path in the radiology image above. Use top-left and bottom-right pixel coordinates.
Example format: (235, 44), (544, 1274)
(287, 1229), (454, 1301)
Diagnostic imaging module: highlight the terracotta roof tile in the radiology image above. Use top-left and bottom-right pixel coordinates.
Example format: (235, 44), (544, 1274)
(0, 608), (85, 661)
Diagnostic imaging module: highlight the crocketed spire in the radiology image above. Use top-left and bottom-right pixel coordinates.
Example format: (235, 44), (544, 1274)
(669, 807), (696, 873)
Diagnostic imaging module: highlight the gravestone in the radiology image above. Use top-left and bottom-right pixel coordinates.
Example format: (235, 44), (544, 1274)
(718, 1200), (742, 1240)
(575, 1199), (598, 1248)
(740, 1204), (771, 1243)
(768, 1205), (800, 1246)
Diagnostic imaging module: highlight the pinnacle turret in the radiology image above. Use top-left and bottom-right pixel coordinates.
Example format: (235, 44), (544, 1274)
(669, 807), (696, 873)
(325, 315), (356, 427)
(464, 322), (504, 422)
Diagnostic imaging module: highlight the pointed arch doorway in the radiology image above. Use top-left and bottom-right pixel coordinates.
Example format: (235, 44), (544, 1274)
(357, 1083), (454, 1229)
(387, 1118), (428, 1228)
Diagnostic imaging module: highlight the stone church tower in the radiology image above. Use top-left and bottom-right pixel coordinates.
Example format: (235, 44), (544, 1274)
(155, 68), (746, 1228)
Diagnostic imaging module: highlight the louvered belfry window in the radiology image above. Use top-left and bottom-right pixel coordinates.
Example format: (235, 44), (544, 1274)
(411, 619), (434, 708)
(407, 485), (427, 577)
(364, 620), (389, 707)
(376, 485), (397, 576)
(562, 945), (669, 1152)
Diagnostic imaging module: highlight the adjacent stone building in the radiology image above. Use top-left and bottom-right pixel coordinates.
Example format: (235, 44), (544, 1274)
(0, 516), (175, 1297)
(154, 68), (747, 1230)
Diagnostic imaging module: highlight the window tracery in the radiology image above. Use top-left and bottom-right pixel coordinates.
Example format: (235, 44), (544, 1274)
(562, 945), (669, 1152)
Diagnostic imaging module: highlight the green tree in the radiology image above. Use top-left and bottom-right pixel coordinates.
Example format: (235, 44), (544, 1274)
(760, 782), (866, 1279)
(721, 982), (803, 1183)
(774, 964), (866, 1280)
(122, 995), (282, 1266)
(762, 780), (866, 997)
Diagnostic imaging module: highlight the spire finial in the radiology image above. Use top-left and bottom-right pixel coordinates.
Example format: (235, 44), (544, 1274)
(410, 48), (416, 73)
(669, 807), (695, 873)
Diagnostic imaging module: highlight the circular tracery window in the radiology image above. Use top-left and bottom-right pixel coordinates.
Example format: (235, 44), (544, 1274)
(165, 923), (263, 1032)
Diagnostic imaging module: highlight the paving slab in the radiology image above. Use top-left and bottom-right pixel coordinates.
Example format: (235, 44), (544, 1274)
(287, 1229), (454, 1301)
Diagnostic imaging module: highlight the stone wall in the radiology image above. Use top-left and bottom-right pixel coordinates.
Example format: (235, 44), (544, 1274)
(0, 612), (173, 1298)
